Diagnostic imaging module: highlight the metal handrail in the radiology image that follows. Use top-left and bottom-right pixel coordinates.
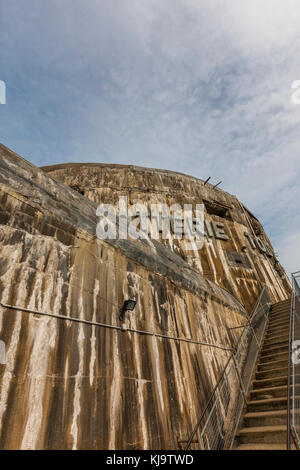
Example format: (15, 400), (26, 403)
(184, 286), (270, 450)
(287, 280), (293, 450)
(287, 271), (300, 450)
(214, 283), (247, 315)
(251, 287), (269, 317)
(183, 354), (233, 450)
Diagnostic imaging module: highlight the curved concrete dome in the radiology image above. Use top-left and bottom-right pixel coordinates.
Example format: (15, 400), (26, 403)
(0, 144), (291, 449)
(43, 162), (290, 312)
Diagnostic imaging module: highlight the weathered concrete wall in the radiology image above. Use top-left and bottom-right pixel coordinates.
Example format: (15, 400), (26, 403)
(0, 144), (249, 449)
(43, 162), (291, 310)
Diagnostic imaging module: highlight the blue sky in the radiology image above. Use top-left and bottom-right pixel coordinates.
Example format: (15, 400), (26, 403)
(0, 0), (300, 274)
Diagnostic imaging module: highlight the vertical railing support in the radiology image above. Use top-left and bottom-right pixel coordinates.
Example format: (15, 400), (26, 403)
(287, 285), (293, 450)
(288, 271), (300, 450)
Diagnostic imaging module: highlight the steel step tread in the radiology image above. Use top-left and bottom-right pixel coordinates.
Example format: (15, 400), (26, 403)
(243, 409), (287, 419)
(249, 384), (289, 395)
(263, 334), (289, 344)
(270, 305), (290, 310)
(266, 326), (290, 333)
(261, 343), (288, 352)
(256, 365), (287, 373)
(271, 306), (290, 310)
(257, 359), (288, 370)
(271, 299), (291, 305)
(269, 311), (290, 316)
(266, 321), (291, 328)
(265, 330), (290, 339)
(260, 348), (288, 357)
(255, 367), (288, 378)
(238, 424), (286, 435)
(259, 350), (288, 360)
(268, 316), (290, 323)
(271, 302), (291, 310)
(271, 308), (290, 313)
(270, 305), (290, 311)
(258, 361), (288, 369)
(267, 319), (290, 331)
(261, 344), (289, 357)
(266, 325), (290, 332)
(247, 396), (289, 406)
(268, 322), (290, 328)
(269, 310), (290, 316)
(235, 443), (290, 450)
(268, 320), (290, 326)
(252, 375), (288, 387)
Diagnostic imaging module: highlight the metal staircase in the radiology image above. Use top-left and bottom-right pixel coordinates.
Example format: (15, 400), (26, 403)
(185, 278), (300, 451)
(234, 298), (292, 450)
(185, 287), (272, 450)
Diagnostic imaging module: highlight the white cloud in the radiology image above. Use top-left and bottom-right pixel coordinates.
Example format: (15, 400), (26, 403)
(1, 0), (300, 274)
(278, 231), (300, 276)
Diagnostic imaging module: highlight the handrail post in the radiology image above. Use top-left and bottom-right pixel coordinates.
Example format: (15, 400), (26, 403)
(288, 272), (300, 450)
(287, 277), (293, 450)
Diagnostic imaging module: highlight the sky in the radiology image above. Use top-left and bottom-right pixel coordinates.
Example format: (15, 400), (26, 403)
(0, 0), (299, 275)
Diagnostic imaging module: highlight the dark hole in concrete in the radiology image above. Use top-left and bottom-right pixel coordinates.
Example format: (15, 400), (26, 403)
(203, 199), (232, 221)
(70, 186), (85, 196)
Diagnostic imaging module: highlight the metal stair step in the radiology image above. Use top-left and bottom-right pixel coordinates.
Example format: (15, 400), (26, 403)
(269, 311), (290, 318)
(265, 323), (291, 333)
(252, 375), (288, 389)
(272, 300), (290, 305)
(237, 425), (286, 444)
(270, 302), (291, 312)
(260, 344), (288, 356)
(257, 358), (288, 371)
(268, 316), (290, 324)
(268, 320), (290, 328)
(270, 304), (290, 312)
(269, 312), (290, 319)
(259, 351), (288, 364)
(255, 366), (288, 380)
(235, 443), (290, 450)
(262, 341), (289, 352)
(249, 384), (289, 400)
(270, 304), (290, 311)
(270, 307), (290, 314)
(247, 396), (289, 412)
(243, 409), (287, 427)
(263, 334), (289, 345)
